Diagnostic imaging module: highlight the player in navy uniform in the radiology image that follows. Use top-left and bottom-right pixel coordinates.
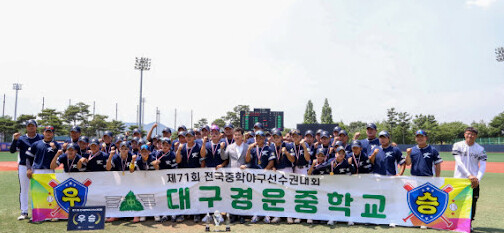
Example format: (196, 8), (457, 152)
(371, 131), (405, 176)
(50, 143), (82, 172)
(221, 123), (235, 147)
(26, 126), (62, 174)
(337, 130), (352, 154)
(347, 141), (373, 174)
(106, 142), (134, 173)
(271, 129), (292, 174)
(201, 125), (227, 169)
(171, 125), (187, 151)
(77, 136), (89, 156)
(317, 131), (335, 160)
(303, 130), (316, 162)
(330, 126), (341, 146)
(9, 119), (43, 220)
(354, 123), (380, 155)
(130, 137), (140, 155)
(405, 130), (442, 177)
(101, 131), (114, 154)
(175, 130), (203, 223)
(246, 130), (275, 224)
(150, 137), (177, 222)
(129, 145), (156, 223)
(289, 129), (312, 175)
(308, 148), (331, 175)
(78, 138), (108, 172)
(63, 126), (81, 152)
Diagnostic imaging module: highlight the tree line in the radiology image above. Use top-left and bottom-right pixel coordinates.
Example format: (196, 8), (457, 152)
(303, 99), (504, 144)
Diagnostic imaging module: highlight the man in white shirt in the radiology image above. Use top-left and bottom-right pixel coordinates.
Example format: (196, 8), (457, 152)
(452, 127), (487, 225)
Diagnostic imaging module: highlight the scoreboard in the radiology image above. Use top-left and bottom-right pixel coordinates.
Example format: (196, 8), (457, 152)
(240, 108), (284, 131)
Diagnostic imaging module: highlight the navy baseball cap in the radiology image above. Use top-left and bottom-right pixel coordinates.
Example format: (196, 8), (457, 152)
(333, 126), (341, 133)
(153, 134), (161, 140)
(351, 140), (362, 148)
(161, 137), (171, 144)
(378, 131), (390, 138)
(70, 126), (81, 133)
(291, 129), (302, 136)
(119, 141), (129, 148)
(138, 139), (146, 145)
(178, 125), (187, 131)
(140, 145), (150, 151)
(132, 129), (141, 135)
(131, 136), (139, 142)
(162, 127), (172, 134)
(334, 140), (343, 147)
(178, 131), (187, 138)
(248, 131), (255, 137)
(103, 131), (113, 138)
(253, 122), (264, 129)
(366, 123), (377, 130)
(255, 130), (265, 137)
(305, 130), (314, 137)
(271, 129), (282, 137)
(316, 148), (325, 155)
(78, 136), (89, 143)
(200, 125), (210, 132)
(335, 146), (345, 153)
(89, 138), (100, 146)
(320, 131), (330, 138)
(224, 123), (234, 129)
(415, 130), (428, 136)
(67, 142), (79, 151)
(115, 136), (124, 143)
(338, 130), (348, 136)
(44, 126), (54, 132)
(185, 130), (195, 137)
(210, 125), (220, 132)
(26, 119), (37, 127)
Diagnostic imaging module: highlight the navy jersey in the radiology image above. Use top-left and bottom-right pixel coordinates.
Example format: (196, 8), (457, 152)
(171, 139), (180, 151)
(330, 158), (352, 175)
(195, 138), (204, 147)
(179, 143), (203, 168)
(410, 145), (442, 176)
(220, 137), (235, 148)
(101, 143), (114, 154)
(110, 153), (134, 172)
(79, 148), (89, 158)
(153, 150), (177, 169)
(373, 146), (405, 175)
(311, 159), (332, 175)
(135, 155), (156, 170)
(246, 138), (255, 145)
(10, 133), (43, 166)
(359, 138), (380, 155)
(304, 142), (316, 162)
(271, 142), (292, 170)
(204, 142), (225, 168)
(249, 144), (275, 169)
(316, 145), (335, 160)
(348, 152), (373, 174)
(288, 142), (309, 167)
(56, 153), (82, 172)
(27, 140), (61, 169)
(343, 144), (352, 155)
(83, 151), (108, 171)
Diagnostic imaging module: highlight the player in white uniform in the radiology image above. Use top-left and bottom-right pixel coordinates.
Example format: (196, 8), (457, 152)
(452, 127), (486, 228)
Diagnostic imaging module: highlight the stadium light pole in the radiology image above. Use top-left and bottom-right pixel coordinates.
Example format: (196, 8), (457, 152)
(12, 83), (22, 121)
(496, 47), (504, 62)
(134, 57), (151, 130)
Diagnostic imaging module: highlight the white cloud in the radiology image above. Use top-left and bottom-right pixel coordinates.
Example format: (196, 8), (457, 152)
(466, 0), (497, 8)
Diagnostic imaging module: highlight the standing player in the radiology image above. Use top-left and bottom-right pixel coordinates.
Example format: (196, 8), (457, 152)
(245, 130), (275, 224)
(175, 130), (203, 223)
(201, 125), (227, 169)
(9, 119), (43, 220)
(371, 131), (405, 176)
(221, 123), (235, 147)
(130, 145), (156, 222)
(405, 130), (442, 177)
(151, 137), (177, 222)
(354, 123), (380, 155)
(63, 126), (81, 151)
(26, 126), (62, 174)
(101, 131), (114, 154)
(50, 143), (82, 172)
(77, 136), (89, 157)
(303, 130), (316, 162)
(338, 130), (352, 154)
(317, 131), (335, 160)
(452, 127), (486, 228)
(289, 129), (311, 175)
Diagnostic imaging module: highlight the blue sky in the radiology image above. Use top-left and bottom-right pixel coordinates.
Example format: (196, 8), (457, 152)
(0, 0), (503, 129)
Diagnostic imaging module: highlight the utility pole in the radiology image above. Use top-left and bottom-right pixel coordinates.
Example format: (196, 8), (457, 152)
(42, 97), (45, 111)
(174, 108), (177, 129)
(115, 103), (118, 121)
(156, 107), (160, 135)
(12, 83), (22, 121)
(93, 101), (96, 117)
(2, 94), (5, 118)
(191, 110), (193, 129)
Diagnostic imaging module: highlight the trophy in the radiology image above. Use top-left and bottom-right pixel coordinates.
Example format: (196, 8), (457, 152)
(205, 211), (231, 232)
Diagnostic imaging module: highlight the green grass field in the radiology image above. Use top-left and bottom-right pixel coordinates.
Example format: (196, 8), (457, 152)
(1, 151), (503, 233)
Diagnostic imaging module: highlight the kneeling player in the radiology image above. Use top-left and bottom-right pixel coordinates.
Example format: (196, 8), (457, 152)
(50, 143), (82, 172)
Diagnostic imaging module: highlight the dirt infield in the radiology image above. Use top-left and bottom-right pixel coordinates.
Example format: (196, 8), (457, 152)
(1, 161), (502, 173)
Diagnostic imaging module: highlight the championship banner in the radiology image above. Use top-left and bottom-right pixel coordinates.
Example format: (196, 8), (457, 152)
(31, 168), (472, 232)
